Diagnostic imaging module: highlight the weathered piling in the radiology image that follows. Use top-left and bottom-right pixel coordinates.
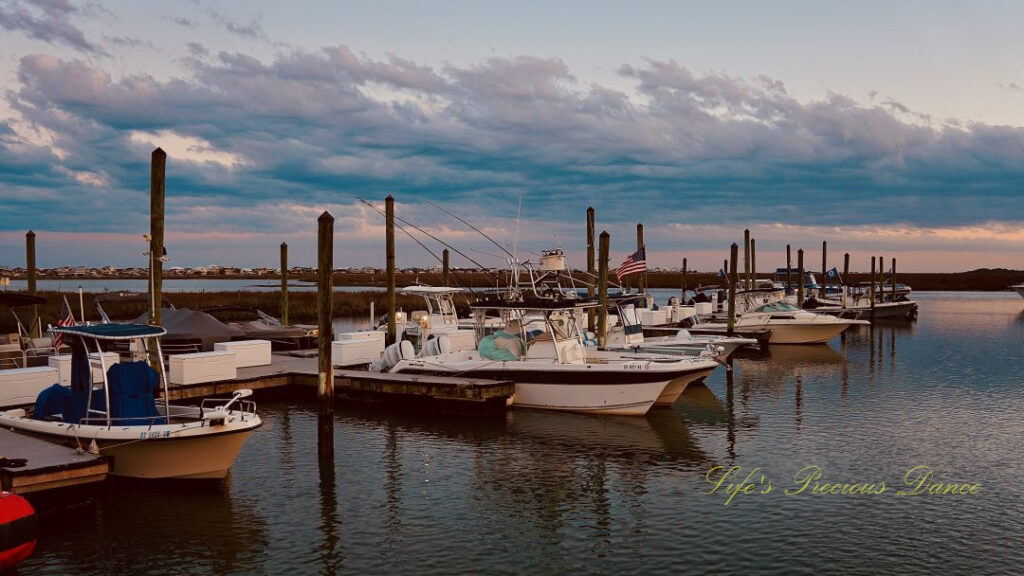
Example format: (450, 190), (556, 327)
(750, 238), (756, 287)
(786, 244), (792, 295)
(743, 229), (751, 289)
(821, 241), (827, 297)
(636, 223), (646, 295)
(150, 147), (166, 328)
(586, 207), (595, 332)
(280, 242), (289, 326)
(442, 248), (450, 287)
(681, 258), (688, 295)
(598, 231), (609, 346)
(891, 258), (897, 302)
(797, 249), (804, 307)
(25, 230), (37, 337)
(727, 244), (738, 336)
(385, 195), (396, 346)
(843, 252), (850, 307)
(317, 211), (334, 457)
(870, 256), (876, 322)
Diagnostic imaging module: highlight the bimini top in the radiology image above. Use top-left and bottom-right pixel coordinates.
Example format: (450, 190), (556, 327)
(51, 323), (167, 340)
(750, 301), (801, 313)
(0, 293), (47, 308)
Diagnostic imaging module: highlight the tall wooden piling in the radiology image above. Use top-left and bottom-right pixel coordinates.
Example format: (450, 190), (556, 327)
(442, 249), (450, 287)
(891, 258), (897, 302)
(681, 258), (688, 296)
(280, 242), (289, 326)
(843, 253), (850, 307)
(385, 195), (396, 346)
(25, 231), (38, 336)
(750, 238), (756, 287)
(797, 249), (805, 307)
(870, 256), (876, 322)
(786, 244), (792, 295)
(150, 148), (166, 328)
(598, 231), (609, 346)
(636, 223), (646, 296)
(727, 244), (738, 336)
(743, 229), (751, 289)
(317, 211), (335, 458)
(821, 241), (827, 297)
(587, 207), (595, 332)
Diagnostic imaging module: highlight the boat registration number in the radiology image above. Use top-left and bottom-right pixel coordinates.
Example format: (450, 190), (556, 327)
(623, 361), (648, 371)
(139, 430), (172, 439)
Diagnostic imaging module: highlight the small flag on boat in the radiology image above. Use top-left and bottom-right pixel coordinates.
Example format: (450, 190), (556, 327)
(51, 296), (75, 351)
(826, 267), (840, 279)
(718, 268), (726, 279)
(615, 247), (647, 282)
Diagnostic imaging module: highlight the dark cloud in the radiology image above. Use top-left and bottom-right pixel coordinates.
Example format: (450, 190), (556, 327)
(0, 0), (108, 56)
(2, 48), (1023, 245)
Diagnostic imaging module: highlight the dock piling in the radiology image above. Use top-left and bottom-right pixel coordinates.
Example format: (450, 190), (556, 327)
(727, 244), (738, 336)
(891, 258), (897, 302)
(598, 231), (609, 346)
(797, 249), (804, 307)
(786, 244), (792, 296)
(385, 195), (396, 346)
(750, 238), (756, 287)
(636, 223), (646, 296)
(743, 229), (751, 289)
(681, 257), (687, 297)
(870, 256), (876, 322)
(442, 248), (450, 287)
(317, 211), (335, 457)
(25, 231), (38, 337)
(843, 252), (850, 307)
(280, 242), (289, 326)
(587, 207), (595, 332)
(149, 148), (166, 328)
(821, 241), (827, 299)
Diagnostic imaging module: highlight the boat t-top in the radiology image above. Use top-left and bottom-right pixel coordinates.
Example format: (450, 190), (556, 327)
(0, 323), (262, 480)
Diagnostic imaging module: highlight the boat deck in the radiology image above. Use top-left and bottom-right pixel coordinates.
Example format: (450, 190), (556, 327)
(0, 428), (109, 495)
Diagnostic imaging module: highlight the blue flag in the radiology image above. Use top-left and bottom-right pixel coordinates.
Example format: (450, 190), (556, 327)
(717, 268), (726, 279)
(825, 267), (839, 279)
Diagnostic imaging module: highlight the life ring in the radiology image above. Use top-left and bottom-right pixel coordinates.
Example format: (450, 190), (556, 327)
(0, 491), (37, 571)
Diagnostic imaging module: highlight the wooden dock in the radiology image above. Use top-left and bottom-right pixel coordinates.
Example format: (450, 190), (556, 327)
(0, 429), (109, 495)
(163, 353), (514, 412)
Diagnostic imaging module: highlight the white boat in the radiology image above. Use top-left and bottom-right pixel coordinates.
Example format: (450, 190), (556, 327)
(374, 299), (719, 415)
(695, 301), (866, 344)
(0, 324), (262, 480)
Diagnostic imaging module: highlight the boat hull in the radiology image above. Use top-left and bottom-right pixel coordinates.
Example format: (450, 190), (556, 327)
(0, 410), (261, 479)
(654, 366), (717, 406)
(753, 322), (850, 344)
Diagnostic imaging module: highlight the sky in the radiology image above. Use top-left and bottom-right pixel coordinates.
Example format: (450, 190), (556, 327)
(1, 0), (1022, 273)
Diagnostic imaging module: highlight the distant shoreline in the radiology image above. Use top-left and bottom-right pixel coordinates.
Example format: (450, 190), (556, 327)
(5, 270), (1021, 291)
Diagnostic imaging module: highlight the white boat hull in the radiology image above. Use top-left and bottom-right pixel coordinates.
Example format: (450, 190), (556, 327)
(0, 408), (261, 479)
(654, 366), (717, 406)
(512, 379), (668, 415)
(751, 322), (851, 344)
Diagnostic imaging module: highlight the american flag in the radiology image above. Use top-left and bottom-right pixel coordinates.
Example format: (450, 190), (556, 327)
(52, 296), (75, 351)
(615, 247), (647, 282)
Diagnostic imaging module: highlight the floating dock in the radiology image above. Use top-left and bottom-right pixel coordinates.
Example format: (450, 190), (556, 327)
(0, 429), (109, 495)
(163, 353), (515, 412)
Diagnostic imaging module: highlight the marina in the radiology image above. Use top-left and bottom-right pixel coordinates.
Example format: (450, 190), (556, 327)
(5, 291), (1020, 575)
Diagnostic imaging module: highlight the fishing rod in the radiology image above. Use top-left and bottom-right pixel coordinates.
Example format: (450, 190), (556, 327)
(425, 200), (515, 260)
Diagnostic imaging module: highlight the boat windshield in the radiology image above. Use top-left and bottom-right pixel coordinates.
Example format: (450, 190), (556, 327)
(751, 301), (801, 313)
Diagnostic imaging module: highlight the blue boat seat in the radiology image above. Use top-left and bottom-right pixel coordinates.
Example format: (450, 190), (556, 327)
(34, 383), (71, 421)
(60, 389), (107, 424)
(107, 361), (165, 425)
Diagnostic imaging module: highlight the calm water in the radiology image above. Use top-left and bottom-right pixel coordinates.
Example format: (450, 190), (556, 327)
(19, 292), (1024, 575)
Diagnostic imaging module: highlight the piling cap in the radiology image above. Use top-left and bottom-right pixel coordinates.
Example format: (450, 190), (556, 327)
(318, 211), (334, 223)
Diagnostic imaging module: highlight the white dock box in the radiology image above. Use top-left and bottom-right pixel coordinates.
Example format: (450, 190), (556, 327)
(169, 350), (236, 385)
(640, 309), (667, 326)
(48, 352), (121, 386)
(332, 338), (384, 366)
(0, 366), (59, 408)
(214, 339), (272, 368)
(336, 330), (386, 344)
(694, 302), (713, 316)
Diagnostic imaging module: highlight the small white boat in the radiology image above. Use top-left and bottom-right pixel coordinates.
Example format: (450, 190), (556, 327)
(695, 301), (865, 344)
(375, 299), (719, 415)
(0, 324), (262, 480)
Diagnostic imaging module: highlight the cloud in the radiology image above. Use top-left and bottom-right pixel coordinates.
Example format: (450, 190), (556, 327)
(0, 0), (109, 56)
(1, 47), (1023, 269)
